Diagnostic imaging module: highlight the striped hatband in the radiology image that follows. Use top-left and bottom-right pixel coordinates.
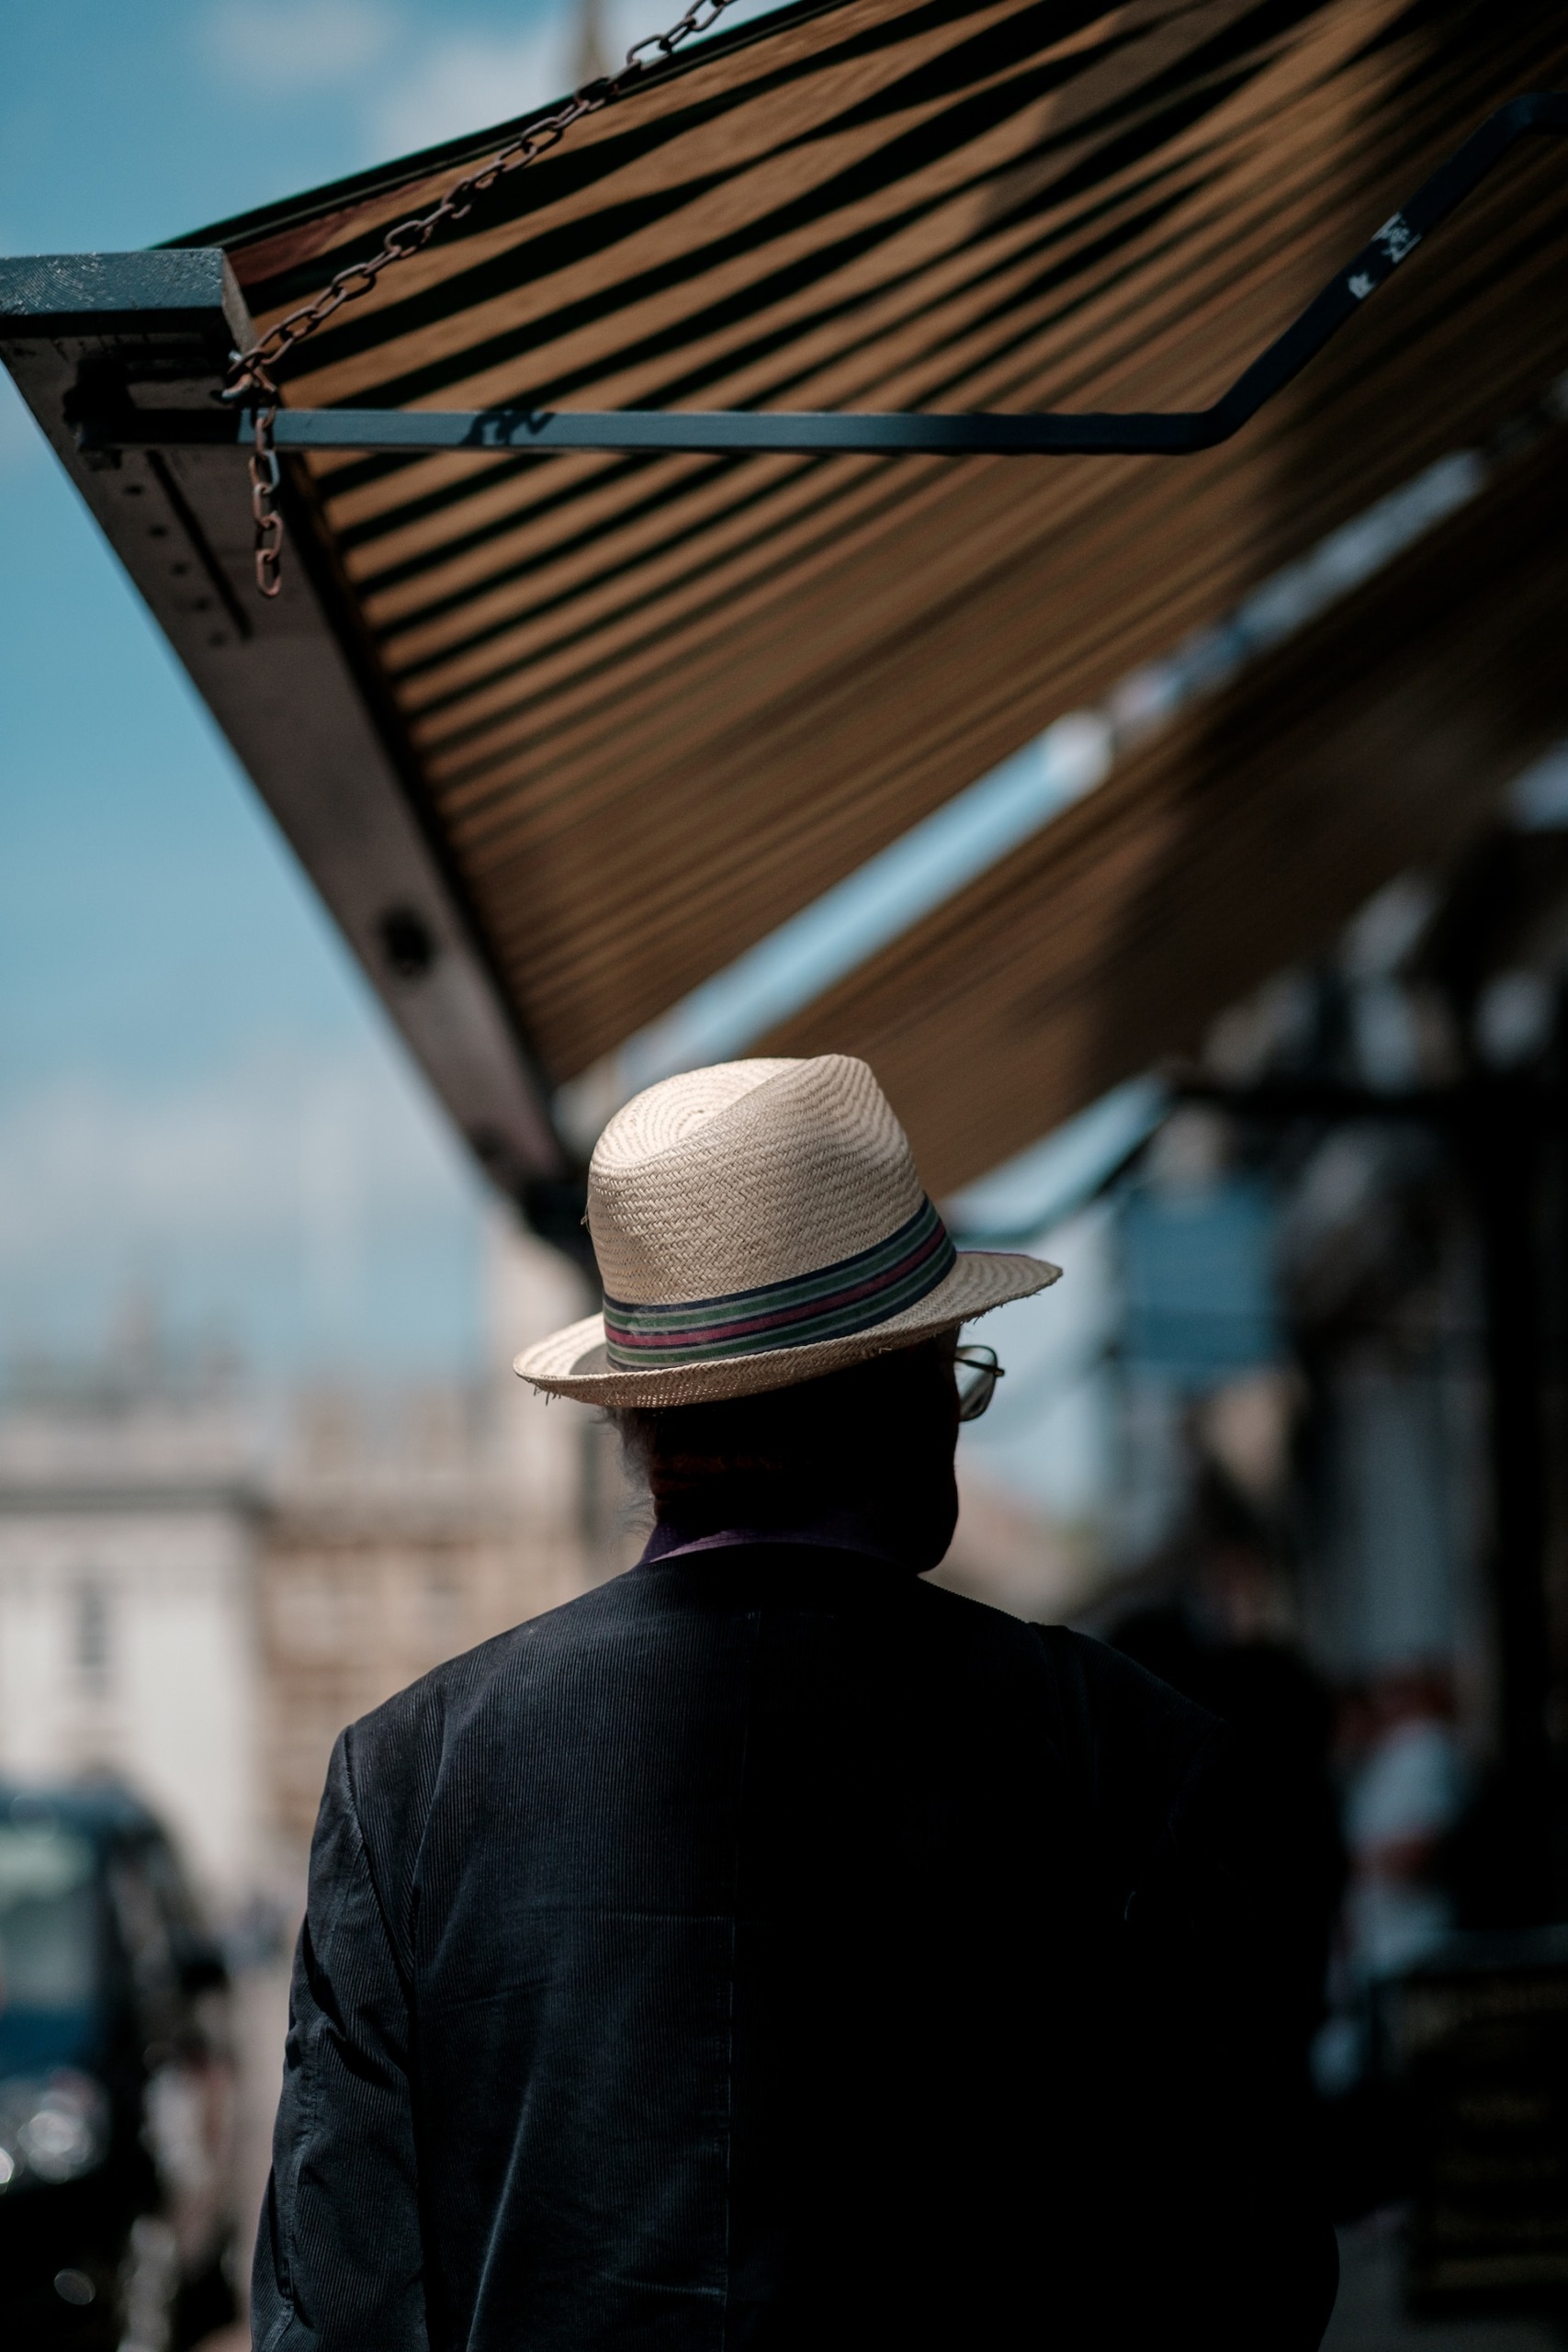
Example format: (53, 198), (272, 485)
(602, 1196), (955, 1368)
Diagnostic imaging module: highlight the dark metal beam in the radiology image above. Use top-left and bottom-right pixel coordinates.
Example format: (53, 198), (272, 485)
(73, 92), (1568, 462)
(0, 248), (566, 1195)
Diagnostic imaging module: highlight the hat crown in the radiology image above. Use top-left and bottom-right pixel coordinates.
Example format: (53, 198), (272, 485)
(588, 1055), (927, 1306)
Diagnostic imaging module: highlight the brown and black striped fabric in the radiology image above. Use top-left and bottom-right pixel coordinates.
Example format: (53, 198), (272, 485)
(761, 428), (1568, 1189)
(180, 0), (1568, 1188)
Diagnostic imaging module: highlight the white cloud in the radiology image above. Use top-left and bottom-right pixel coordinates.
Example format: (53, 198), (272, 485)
(203, 0), (399, 95)
(193, 0), (813, 175)
(363, 0), (784, 164)
(367, 23), (568, 159)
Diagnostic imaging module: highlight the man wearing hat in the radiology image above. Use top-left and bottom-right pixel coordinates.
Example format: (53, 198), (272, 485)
(254, 1057), (1336, 2349)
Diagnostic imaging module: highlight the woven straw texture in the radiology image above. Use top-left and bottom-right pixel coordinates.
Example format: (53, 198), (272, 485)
(516, 1055), (1058, 1404)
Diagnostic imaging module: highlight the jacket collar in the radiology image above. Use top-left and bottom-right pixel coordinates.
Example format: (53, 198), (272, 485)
(637, 1509), (916, 1572)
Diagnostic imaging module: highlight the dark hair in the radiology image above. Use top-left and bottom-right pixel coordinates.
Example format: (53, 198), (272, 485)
(616, 1334), (961, 1563)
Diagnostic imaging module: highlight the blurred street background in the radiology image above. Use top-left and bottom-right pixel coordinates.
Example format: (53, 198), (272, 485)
(6, 1), (1568, 2344)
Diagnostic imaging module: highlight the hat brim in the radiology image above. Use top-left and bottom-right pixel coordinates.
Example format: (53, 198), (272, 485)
(513, 1250), (1061, 1407)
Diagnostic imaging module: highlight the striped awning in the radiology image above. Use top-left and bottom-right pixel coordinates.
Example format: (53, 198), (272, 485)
(764, 425), (1568, 1188)
(41, 1), (1568, 1196)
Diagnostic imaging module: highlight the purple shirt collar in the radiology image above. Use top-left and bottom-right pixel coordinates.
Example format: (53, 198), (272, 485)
(637, 1508), (916, 1571)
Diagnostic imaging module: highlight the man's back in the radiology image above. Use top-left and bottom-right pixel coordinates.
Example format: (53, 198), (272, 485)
(254, 1547), (1336, 2350)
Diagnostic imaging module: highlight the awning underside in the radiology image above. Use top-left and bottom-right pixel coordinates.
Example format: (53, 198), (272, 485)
(149, 0), (1568, 1186)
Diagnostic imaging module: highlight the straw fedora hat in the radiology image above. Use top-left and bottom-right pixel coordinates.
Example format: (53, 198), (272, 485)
(515, 1055), (1059, 1408)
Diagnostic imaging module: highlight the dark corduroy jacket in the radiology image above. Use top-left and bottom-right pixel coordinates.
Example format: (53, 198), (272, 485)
(253, 1540), (1337, 2350)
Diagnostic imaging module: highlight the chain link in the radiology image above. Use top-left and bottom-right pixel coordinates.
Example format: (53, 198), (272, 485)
(248, 406), (284, 597)
(222, 0), (742, 591)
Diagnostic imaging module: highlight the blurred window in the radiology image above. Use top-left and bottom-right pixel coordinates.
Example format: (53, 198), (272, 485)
(1122, 1177), (1280, 1386)
(75, 1582), (112, 1688)
(0, 1826), (99, 2015)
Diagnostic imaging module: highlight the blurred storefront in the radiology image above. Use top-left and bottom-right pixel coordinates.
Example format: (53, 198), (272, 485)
(973, 759), (1568, 2336)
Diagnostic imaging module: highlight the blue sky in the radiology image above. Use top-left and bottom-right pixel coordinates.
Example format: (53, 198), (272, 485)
(2, 0), (640, 254)
(0, 0), (1113, 1516)
(0, 0), (626, 1379)
(0, 0), (813, 1384)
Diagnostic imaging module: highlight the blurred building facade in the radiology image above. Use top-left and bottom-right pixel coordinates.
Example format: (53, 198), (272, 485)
(0, 1220), (623, 1912)
(0, 1363), (264, 1907)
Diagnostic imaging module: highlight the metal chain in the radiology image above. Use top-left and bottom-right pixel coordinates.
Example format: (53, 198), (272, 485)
(248, 405), (284, 597)
(221, 0), (740, 592)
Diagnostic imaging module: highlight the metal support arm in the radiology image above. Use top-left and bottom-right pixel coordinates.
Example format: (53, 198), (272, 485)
(80, 91), (1567, 460)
